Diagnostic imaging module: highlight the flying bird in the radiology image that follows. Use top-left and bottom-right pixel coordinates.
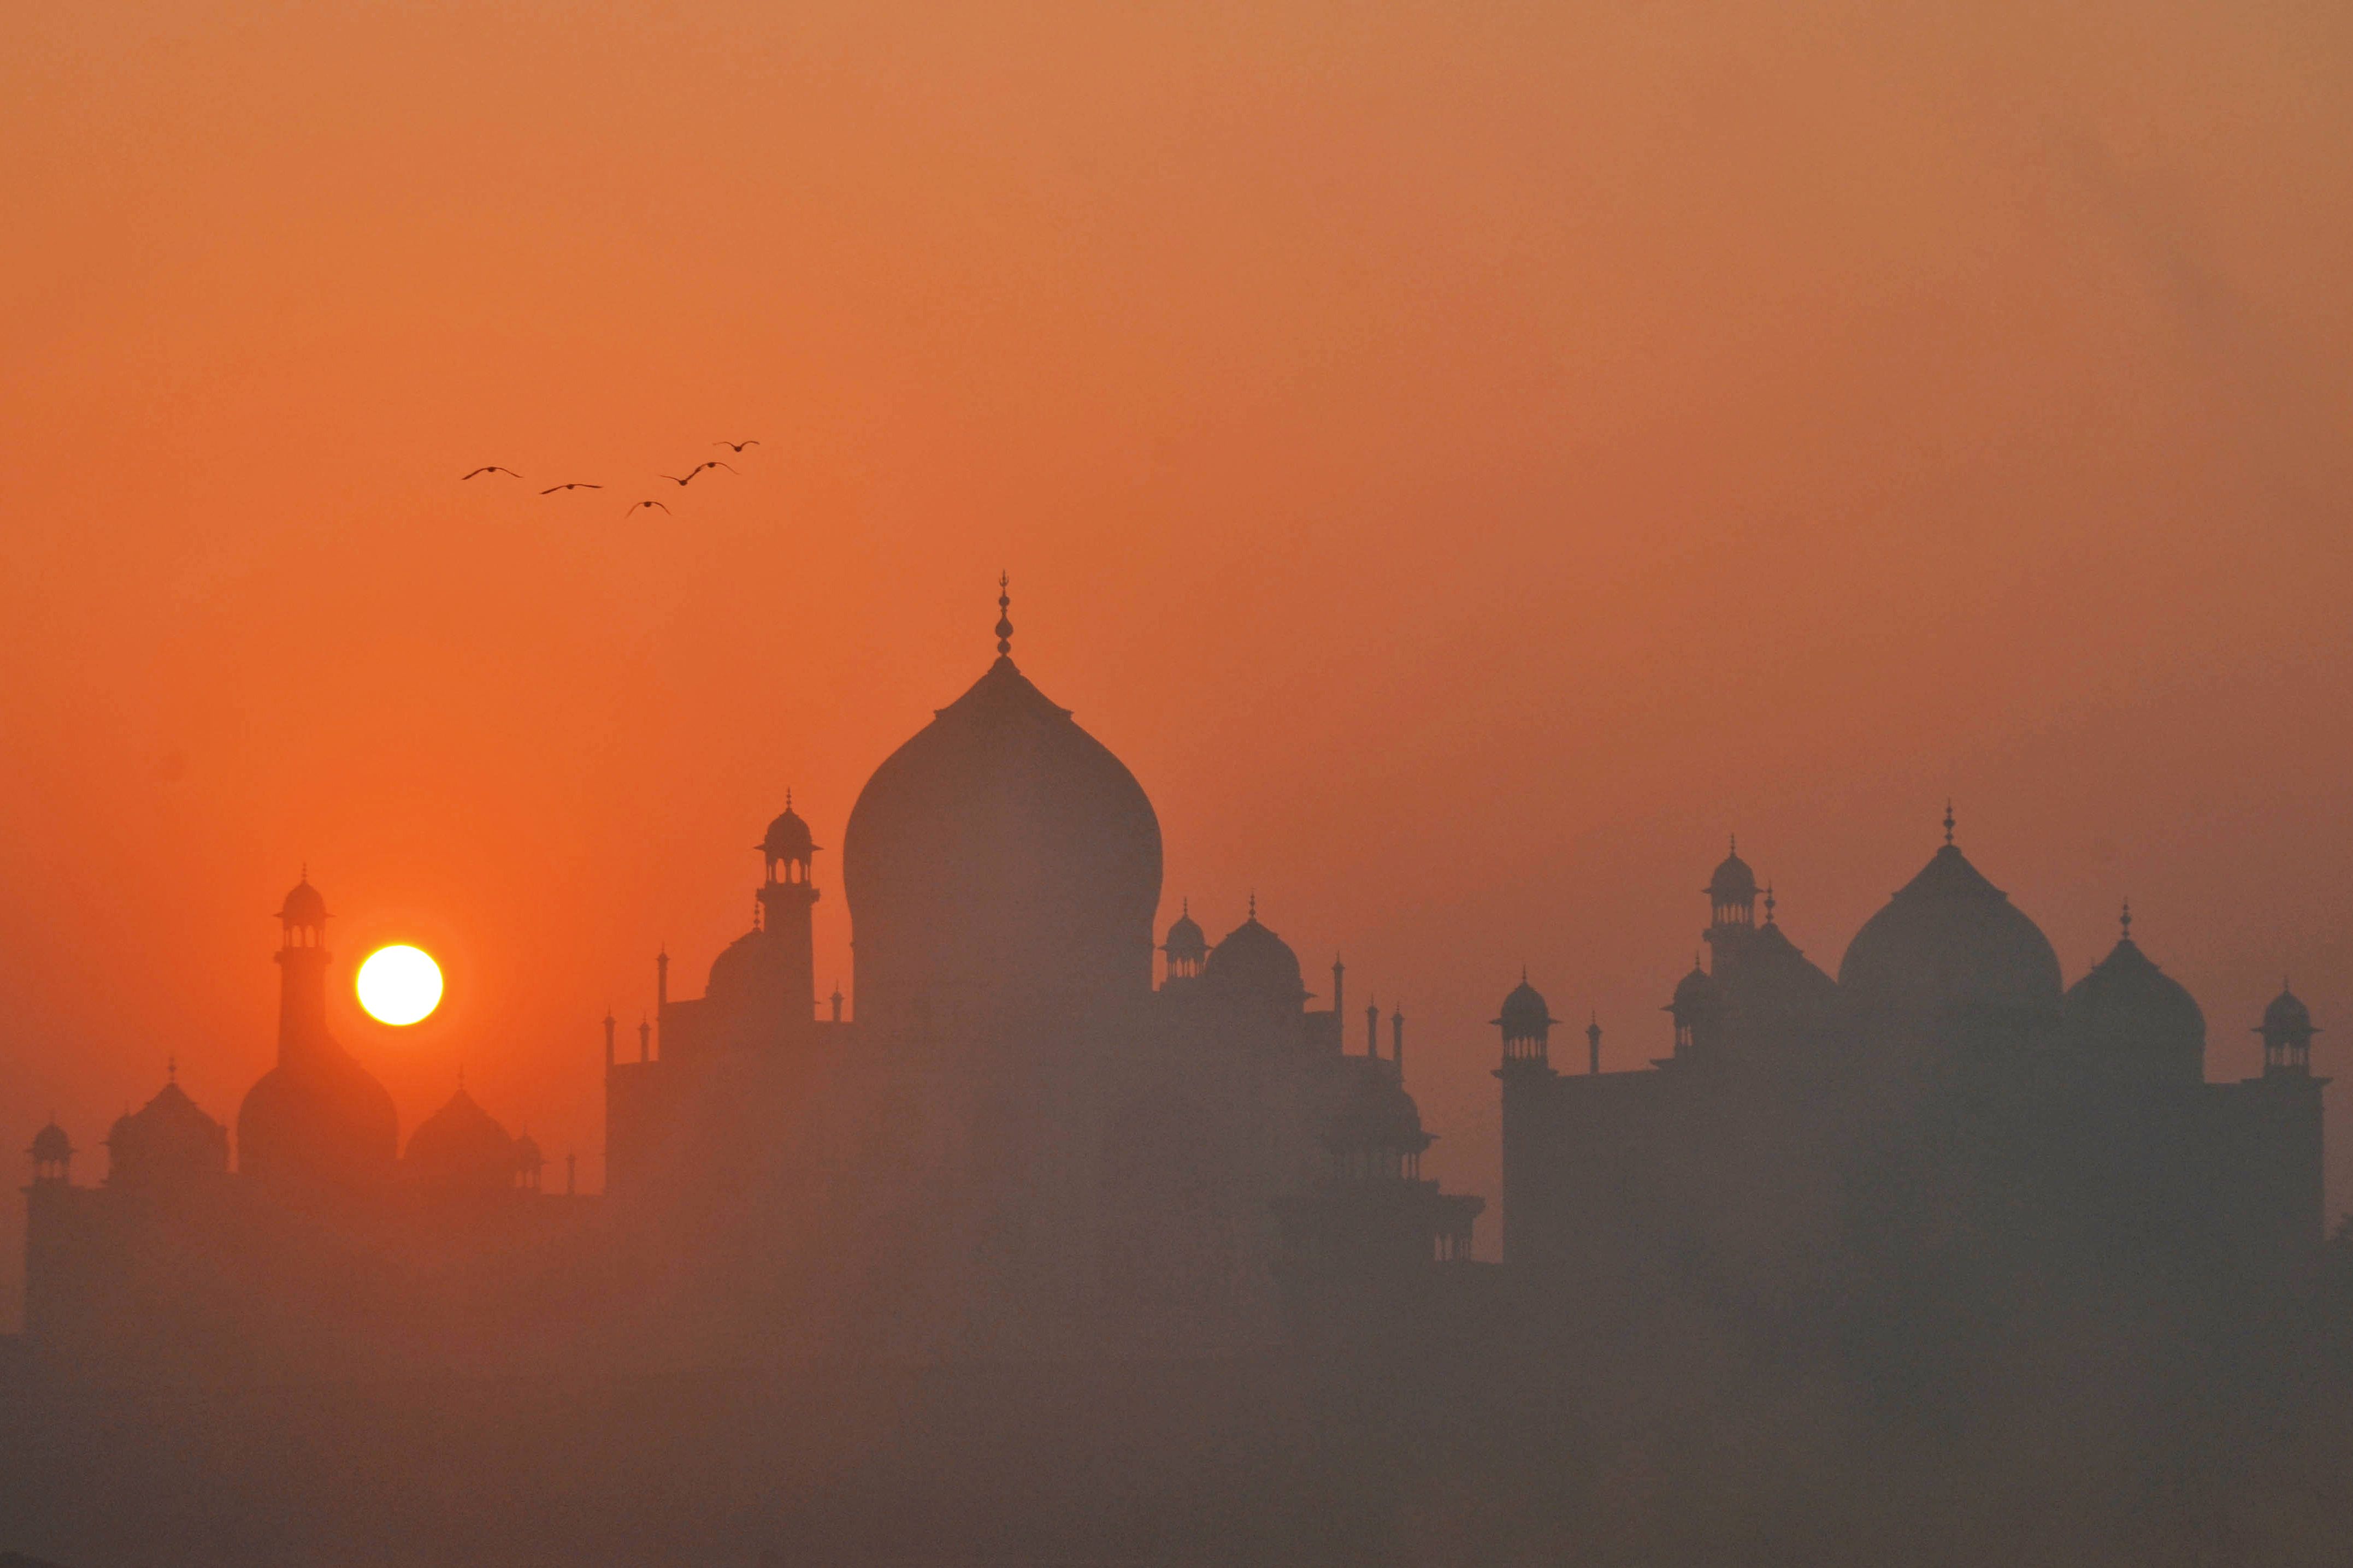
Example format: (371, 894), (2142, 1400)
(714, 440), (759, 452)
(461, 466), (523, 481)
(623, 500), (672, 518)
(658, 472), (697, 486)
(540, 482), (603, 494)
(691, 460), (738, 478)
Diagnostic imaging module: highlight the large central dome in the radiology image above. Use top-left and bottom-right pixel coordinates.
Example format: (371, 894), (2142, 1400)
(844, 655), (1163, 1026)
(1838, 838), (2063, 1038)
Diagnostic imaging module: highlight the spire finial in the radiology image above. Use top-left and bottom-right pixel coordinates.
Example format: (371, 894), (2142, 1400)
(995, 571), (1013, 658)
(167, 1055), (176, 1083)
(1764, 883), (1777, 921)
(2120, 900), (2132, 938)
(1943, 800), (1955, 845)
(1729, 833), (1737, 856)
(1521, 963), (1529, 983)
(786, 786), (793, 810)
(1248, 891), (1257, 921)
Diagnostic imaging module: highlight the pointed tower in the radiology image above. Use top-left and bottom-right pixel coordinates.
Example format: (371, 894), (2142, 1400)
(756, 792), (822, 1034)
(235, 871), (398, 1197)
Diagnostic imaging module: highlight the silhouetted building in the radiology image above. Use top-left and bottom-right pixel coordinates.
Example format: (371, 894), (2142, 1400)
(1498, 820), (2329, 1342)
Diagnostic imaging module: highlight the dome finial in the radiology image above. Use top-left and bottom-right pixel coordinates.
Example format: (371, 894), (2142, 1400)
(167, 1055), (176, 1083)
(2120, 900), (2132, 939)
(1764, 882), (1777, 921)
(995, 571), (1013, 658)
(1943, 800), (1955, 845)
(1248, 890), (1257, 921)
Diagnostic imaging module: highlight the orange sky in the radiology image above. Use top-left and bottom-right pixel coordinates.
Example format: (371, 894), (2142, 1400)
(4, 1), (2351, 1318)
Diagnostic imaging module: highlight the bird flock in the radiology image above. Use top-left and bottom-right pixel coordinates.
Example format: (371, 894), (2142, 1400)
(461, 441), (761, 519)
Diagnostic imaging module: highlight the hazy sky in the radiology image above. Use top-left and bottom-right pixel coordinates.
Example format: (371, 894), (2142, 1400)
(4, 1), (2350, 1313)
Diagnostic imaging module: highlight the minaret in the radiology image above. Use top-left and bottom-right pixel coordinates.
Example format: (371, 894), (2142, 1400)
(638, 1017), (651, 1063)
(2258, 983), (2319, 1077)
(1704, 836), (1759, 972)
(757, 791), (822, 1036)
(274, 870), (334, 1066)
(1366, 997), (1380, 1056)
(1391, 1006), (1405, 1081)
(603, 1009), (616, 1073)
(1587, 1013), (1602, 1076)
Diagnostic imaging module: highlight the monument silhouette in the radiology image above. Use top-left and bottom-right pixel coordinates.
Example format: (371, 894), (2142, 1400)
(10, 594), (2351, 1565)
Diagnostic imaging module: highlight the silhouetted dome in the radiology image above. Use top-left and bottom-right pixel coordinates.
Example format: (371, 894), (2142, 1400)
(2064, 929), (2205, 1082)
(1670, 964), (1718, 1013)
(1203, 914), (1307, 1012)
(1163, 905), (1207, 960)
(1329, 1063), (1428, 1157)
(2262, 986), (2314, 1038)
(706, 926), (779, 1003)
(513, 1132), (544, 1173)
(761, 802), (816, 864)
(105, 1075), (229, 1188)
(404, 1085), (516, 1193)
(30, 1121), (72, 1165)
(1494, 978), (1556, 1039)
(844, 656), (1162, 1016)
(238, 1051), (398, 1191)
(276, 875), (328, 927)
(1707, 846), (1759, 906)
(1838, 842), (2062, 1035)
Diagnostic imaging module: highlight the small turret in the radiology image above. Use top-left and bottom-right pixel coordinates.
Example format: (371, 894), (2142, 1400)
(1162, 900), (1208, 984)
(1495, 973), (1556, 1069)
(2257, 983), (2319, 1077)
(30, 1120), (73, 1184)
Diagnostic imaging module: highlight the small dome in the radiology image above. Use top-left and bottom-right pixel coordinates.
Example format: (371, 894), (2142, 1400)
(1670, 963), (1718, 1013)
(1328, 1062), (1428, 1157)
(105, 1075), (230, 1187)
(2063, 927), (2205, 1082)
(30, 1120), (72, 1164)
(513, 1132), (544, 1171)
(2260, 985), (2316, 1040)
(403, 1085), (516, 1193)
(1838, 841), (2062, 1036)
(276, 875), (329, 928)
(1163, 903), (1207, 958)
(1202, 913), (1306, 1012)
(761, 800), (817, 864)
(1707, 844), (1759, 904)
(1493, 977), (1556, 1039)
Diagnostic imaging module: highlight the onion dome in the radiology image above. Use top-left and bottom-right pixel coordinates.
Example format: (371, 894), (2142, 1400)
(237, 1051), (398, 1191)
(1164, 902), (1206, 960)
(403, 1084), (517, 1194)
(760, 796), (817, 866)
(276, 874), (328, 928)
(1326, 1061), (1430, 1175)
(2262, 986), (2314, 1040)
(1707, 839), (1759, 910)
(842, 631), (1163, 1021)
(1494, 976), (1557, 1040)
(1203, 906), (1307, 1015)
(1670, 963), (1719, 1013)
(104, 1069), (230, 1188)
(1837, 825), (2062, 1037)
(2062, 908), (2204, 1082)
(30, 1120), (72, 1166)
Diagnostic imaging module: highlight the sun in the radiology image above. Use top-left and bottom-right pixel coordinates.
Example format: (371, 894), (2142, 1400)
(356, 944), (444, 1026)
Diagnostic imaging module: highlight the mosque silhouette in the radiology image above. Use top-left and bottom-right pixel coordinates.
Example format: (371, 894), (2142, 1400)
(17, 591), (2329, 1378)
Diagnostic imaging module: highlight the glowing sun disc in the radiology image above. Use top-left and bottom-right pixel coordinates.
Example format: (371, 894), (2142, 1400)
(356, 945), (444, 1026)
